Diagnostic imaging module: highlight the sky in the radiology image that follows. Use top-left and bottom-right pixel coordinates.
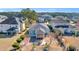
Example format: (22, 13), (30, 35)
(0, 8), (79, 12)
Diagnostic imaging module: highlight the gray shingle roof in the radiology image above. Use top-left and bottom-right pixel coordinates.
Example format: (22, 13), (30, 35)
(29, 23), (50, 34)
(0, 17), (18, 24)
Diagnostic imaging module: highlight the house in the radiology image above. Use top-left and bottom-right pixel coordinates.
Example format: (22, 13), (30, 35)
(15, 14), (26, 32)
(55, 16), (65, 20)
(38, 14), (53, 22)
(0, 15), (8, 23)
(76, 20), (79, 30)
(0, 15), (25, 36)
(50, 16), (70, 33)
(36, 17), (44, 23)
(29, 18), (50, 42)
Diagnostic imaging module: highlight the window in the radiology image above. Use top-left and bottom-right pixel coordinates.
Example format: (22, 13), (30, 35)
(55, 25), (69, 28)
(30, 30), (36, 35)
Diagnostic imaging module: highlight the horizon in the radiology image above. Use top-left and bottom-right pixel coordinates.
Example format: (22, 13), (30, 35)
(0, 8), (79, 13)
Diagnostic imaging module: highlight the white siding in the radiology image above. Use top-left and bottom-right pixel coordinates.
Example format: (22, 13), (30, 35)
(50, 22), (70, 33)
(15, 17), (22, 33)
(0, 24), (18, 32)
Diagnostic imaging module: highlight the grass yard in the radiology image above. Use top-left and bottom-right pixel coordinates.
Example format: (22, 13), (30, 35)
(0, 36), (18, 51)
(0, 30), (26, 51)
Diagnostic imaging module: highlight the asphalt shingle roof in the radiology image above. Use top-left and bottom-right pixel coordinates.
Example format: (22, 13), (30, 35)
(0, 17), (18, 24)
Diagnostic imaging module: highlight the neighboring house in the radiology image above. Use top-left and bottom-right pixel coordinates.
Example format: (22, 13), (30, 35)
(76, 20), (79, 30)
(15, 15), (26, 33)
(0, 15), (8, 23)
(50, 17), (70, 33)
(36, 17), (44, 23)
(49, 16), (78, 36)
(29, 18), (50, 42)
(38, 14), (53, 21)
(72, 16), (79, 20)
(55, 16), (65, 20)
(0, 15), (25, 36)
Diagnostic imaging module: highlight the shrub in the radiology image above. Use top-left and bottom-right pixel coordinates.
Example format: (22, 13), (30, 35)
(43, 43), (49, 51)
(31, 43), (36, 51)
(0, 32), (6, 34)
(75, 31), (79, 37)
(67, 45), (76, 51)
(20, 35), (24, 40)
(43, 48), (48, 51)
(12, 42), (20, 49)
(16, 38), (23, 43)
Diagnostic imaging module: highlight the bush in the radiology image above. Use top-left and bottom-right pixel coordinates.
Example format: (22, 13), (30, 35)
(20, 35), (24, 40)
(43, 48), (48, 51)
(12, 42), (20, 49)
(0, 32), (6, 34)
(31, 43), (36, 51)
(43, 43), (49, 51)
(16, 38), (23, 43)
(67, 45), (76, 51)
(75, 31), (79, 37)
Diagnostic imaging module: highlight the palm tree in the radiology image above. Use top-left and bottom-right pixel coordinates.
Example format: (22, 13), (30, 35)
(21, 8), (38, 25)
(47, 24), (54, 32)
(11, 36), (25, 51)
(54, 30), (66, 50)
(12, 42), (20, 51)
